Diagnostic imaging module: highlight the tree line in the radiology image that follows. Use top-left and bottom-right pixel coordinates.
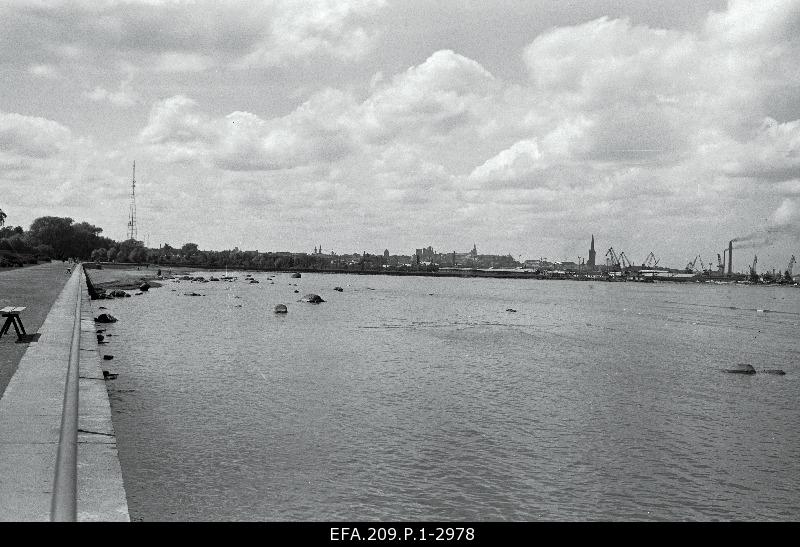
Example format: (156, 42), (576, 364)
(0, 209), (438, 272)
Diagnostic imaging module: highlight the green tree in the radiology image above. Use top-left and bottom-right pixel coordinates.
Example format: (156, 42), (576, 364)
(181, 242), (199, 257)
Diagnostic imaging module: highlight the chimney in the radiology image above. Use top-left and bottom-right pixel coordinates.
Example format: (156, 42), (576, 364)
(728, 240), (733, 276)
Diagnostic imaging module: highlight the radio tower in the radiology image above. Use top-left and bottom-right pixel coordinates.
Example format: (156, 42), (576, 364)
(126, 161), (137, 241)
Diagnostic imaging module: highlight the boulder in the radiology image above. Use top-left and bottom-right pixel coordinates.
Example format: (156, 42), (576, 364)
(334, 287), (343, 292)
(110, 289), (128, 298)
(139, 282), (150, 291)
(103, 355), (113, 360)
(97, 334), (105, 342)
(723, 363), (756, 374)
(506, 308), (517, 312)
(294, 290), (299, 293)
(102, 370), (118, 380)
(94, 313), (117, 323)
(250, 279), (260, 284)
(291, 273), (301, 278)
(274, 304), (288, 314)
(301, 293), (325, 303)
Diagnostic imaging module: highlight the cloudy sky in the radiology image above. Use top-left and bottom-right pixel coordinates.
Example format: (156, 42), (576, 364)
(1, 0), (799, 272)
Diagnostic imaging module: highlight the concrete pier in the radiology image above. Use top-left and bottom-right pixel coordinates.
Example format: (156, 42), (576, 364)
(0, 266), (129, 521)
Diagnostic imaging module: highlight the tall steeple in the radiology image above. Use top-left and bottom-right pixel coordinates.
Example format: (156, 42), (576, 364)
(588, 234), (596, 270)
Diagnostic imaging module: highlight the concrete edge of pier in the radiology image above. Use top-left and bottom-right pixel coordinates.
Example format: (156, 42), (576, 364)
(0, 266), (129, 522)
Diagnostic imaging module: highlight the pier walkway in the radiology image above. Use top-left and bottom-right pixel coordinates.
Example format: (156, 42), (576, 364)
(0, 265), (128, 521)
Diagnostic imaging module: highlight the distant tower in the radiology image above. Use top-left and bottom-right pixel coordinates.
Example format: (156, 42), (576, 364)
(471, 243), (477, 257)
(588, 234), (596, 270)
(126, 161), (137, 241)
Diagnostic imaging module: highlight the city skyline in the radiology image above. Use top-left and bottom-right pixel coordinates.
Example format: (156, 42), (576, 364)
(2, 1), (799, 272)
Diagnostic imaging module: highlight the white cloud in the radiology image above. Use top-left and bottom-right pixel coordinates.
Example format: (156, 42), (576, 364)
(85, 86), (138, 107)
(0, 111), (72, 158)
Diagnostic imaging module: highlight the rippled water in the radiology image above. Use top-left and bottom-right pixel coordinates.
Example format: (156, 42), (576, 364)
(95, 272), (800, 521)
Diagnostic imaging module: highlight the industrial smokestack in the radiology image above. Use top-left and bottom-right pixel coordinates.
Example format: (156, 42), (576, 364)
(728, 240), (733, 276)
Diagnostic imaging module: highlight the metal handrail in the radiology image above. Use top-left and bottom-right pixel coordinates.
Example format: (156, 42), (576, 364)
(50, 267), (83, 521)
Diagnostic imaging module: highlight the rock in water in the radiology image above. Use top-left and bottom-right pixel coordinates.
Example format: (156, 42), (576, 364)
(334, 286), (343, 292)
(97, 334), (105, 342)
(102, 370), (118, 380)
(103, 355), (113, 360)
(506, 308), (517, 312)
(94, 313), (117, 323)
(302, 293), (325, 303)
(274, 304), (288, 314)
(139, 282), (150, 291)
(291, 273), (301, 278)
(762, 369), (786, 375)
(723, 363), (756, 374)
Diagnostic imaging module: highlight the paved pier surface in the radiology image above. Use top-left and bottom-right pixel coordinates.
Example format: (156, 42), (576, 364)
(0, 262), (70, 397)
(0, 266), (128, 521)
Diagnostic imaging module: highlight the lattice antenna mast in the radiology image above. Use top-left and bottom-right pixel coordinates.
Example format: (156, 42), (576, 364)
(127, 161), (137, 241)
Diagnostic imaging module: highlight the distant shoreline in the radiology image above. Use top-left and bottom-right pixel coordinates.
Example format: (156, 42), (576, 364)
(82, 262), (799, 286)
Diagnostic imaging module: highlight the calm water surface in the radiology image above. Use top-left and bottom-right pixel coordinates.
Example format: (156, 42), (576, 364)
(95, 272), (800, 521)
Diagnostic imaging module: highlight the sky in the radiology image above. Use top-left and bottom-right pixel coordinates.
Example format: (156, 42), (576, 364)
(1, 0), (799, 273)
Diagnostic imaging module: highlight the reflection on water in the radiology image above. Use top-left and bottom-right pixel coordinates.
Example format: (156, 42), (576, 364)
(97, 273), (800, 521)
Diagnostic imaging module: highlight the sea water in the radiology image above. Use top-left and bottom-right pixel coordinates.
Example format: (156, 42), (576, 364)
(95, 272), (800, 521)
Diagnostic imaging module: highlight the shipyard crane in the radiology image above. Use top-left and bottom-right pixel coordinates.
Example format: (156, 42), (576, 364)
(619, 251), (633, 272)
(749, 255), (758, 281)
(685, 255), (699, 273)
(606, 247), (621, 272)
(643, 251), (659, 268)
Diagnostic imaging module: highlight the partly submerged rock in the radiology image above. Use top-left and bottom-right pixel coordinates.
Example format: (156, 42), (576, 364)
(139, 282), (151, 291)
(761, 369), (786, 375)
(183, 292), (205, 296)
(334, 286), (343, 292)
(109, 289), (128, 298)
(301, 293), (325, 303)
(102, 370), (118, 380)
(94, 313), (117, 323)
(291, 272), (301, 278)
(103, 355), (113, 360)
(506, 308), (517, 312)
(274, 304), (288, 314)
(723, 363), (756, 374)
(294, 290), (299, 293)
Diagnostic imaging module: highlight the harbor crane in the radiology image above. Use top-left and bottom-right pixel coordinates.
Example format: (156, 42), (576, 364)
(685, 255), (699, 273)
(643, 251), (659, 268)
(606, 247), (621, 272)
(619, 251), (633, 272)
(749, 255), (758, 281)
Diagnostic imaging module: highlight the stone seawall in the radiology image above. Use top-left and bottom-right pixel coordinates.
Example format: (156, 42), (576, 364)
(0, 266), (129, 521)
